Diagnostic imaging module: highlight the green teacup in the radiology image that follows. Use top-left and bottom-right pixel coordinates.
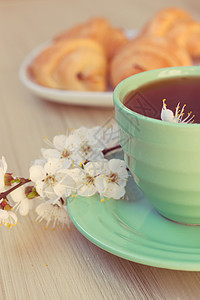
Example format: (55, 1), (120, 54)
(113, 66), (200, 224)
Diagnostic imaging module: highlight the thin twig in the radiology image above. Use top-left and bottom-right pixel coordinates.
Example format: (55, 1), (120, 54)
(102, 144), (122, 156)
(0, 178), (31, 201)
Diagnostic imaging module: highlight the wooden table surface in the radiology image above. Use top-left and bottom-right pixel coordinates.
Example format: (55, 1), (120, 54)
(1, 0), (200, 299)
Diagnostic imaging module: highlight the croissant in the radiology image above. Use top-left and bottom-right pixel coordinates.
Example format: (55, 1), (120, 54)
(166, 20), (200, 58)
(55, 18), (110, 43)
(110, 37), (192, 88)
(55, 17), (128, 60)
(141, 7), (192, 37)
(103, 26), (129, 60)
(30, 38), (108, 91)
(141, 7), (200, 58)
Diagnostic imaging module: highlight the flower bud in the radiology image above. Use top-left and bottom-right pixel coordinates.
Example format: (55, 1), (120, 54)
(25, 186), (39, 199)
(4, 173), (14, 187)
(0, 199), (12, 211)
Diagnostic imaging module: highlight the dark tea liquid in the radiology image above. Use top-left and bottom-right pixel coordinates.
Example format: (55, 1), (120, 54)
(124, 77), (200, 123)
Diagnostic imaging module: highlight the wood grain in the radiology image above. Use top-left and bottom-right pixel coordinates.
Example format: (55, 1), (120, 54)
(1, 1), (200, 299)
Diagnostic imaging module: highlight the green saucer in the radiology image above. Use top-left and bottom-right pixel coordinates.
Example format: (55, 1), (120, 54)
(67, 151), (200, 271)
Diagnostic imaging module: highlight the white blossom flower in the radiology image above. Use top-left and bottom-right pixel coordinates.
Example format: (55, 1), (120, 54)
(41, 134), (80, 167)
(0, 156), (7, 192)
(0, 209), (17, 228)
(75, 161), (108, 197)
(161, 99), (195, 124)
(35, 199), (70, 229)
(74, 126), (104, 162)
(29, 158), (76, 200)
(10, 185), (34, 216)
(68, 159), (128, 199)
(101, 159), (129, 199)
(41, 127), (111, 167)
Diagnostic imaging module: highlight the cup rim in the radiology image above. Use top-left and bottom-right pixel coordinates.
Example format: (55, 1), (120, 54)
(113, 66), (200, 129)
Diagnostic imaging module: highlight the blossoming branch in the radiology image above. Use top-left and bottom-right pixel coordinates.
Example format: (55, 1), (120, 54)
(0, 126), (128, 229)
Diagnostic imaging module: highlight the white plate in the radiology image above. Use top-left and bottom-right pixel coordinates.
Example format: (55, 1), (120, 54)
(19, 30), (137, 107)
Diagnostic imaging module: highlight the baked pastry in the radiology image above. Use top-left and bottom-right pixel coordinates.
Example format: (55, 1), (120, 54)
(141, 7), (192, 37)
(166, 20), (200, 58)
(141, 7), (200, 57)
(110, 36), (192, 87)
(55, 17), (128, 60)
(103, 26), (129, 60)
(30, 38), (108, 91)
